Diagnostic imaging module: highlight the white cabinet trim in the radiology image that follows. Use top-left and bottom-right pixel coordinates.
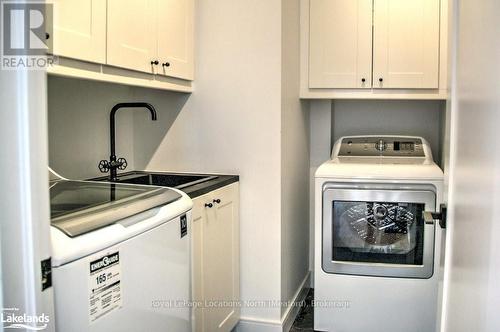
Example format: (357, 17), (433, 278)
(48, 57), (193, 93)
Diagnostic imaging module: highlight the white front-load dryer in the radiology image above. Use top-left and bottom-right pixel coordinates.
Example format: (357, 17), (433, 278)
(314, 136), (444, 332)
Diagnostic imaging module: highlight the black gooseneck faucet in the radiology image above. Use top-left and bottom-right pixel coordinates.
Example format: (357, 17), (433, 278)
(99, 102), (158, 182)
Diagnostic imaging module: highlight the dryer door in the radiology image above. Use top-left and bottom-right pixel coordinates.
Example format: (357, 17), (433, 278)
(322, 186), (436, 278)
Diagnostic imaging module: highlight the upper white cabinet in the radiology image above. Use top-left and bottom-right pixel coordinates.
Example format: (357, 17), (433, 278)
(107, 0), (194, 79)
(107, 0), (157, 74)
(302, 0), (448, 99)
(373, 0), (440, 89)
(48, 0), (194, 92)
(309, 0), (372, 89)
(51, 0), (106, 64)
(157, 0), (194, 80)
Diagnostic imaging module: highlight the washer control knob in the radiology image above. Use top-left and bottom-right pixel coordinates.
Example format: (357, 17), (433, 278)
(375, 139), (387, 152)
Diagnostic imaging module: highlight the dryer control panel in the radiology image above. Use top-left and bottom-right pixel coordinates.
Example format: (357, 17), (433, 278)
(338, 137), (425, 157)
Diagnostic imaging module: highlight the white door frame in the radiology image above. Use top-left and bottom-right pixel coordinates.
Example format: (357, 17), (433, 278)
(0, 1), (55, 330)
(441, 0), (500, 330)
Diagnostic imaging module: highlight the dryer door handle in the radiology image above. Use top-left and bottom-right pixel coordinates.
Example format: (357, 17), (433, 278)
(424, 204), (447, 229)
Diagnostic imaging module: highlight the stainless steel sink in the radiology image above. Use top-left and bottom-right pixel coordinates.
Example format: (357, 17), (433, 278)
(101, 172), (218, 189)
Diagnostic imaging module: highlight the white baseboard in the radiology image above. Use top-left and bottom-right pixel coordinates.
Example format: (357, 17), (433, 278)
(235, 318), (282, 332)
(234, 272), (311, 332)
(281, 272), (311, 332)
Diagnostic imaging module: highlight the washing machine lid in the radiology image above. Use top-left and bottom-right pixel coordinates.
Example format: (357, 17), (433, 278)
(50, 180), (181, 237)
(50, 185), (193, 267)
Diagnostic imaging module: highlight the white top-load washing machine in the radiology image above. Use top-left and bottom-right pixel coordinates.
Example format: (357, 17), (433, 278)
(314, 136), (444, 332)
(49, 177), (193, 332)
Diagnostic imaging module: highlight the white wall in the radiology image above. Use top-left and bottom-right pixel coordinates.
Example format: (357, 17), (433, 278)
(133, 0), (284, 325)
(48, 77), (140, 179)
(442, 0), (500, 331)
(280, 0), (311, 321)
(48, 76), (194, 180)
(308, 100), (332, 274)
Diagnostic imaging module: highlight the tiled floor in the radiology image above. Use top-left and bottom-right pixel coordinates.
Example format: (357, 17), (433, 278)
(290, 288), (315, 332)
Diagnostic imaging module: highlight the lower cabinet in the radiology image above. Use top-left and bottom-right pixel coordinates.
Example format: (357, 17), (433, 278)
(192, 183), (240, 332)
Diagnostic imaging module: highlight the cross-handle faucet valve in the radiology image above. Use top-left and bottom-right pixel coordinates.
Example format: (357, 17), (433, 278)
(98, 102), (157, 181)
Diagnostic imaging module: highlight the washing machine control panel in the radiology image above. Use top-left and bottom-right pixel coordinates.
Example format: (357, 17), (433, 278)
(338, 137), (425, 157)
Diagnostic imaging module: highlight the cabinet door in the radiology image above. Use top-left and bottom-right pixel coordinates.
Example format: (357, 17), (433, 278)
(51, 0), (106, 63)
(192, 183), (239, 332)
(157, 0), (194, 80)
(309, 0), (373, 89)
(203, 184), (240, 331)
(373, 0), (440, 89)
(107, 0), (157, 73)
(192, 194), (210, 332)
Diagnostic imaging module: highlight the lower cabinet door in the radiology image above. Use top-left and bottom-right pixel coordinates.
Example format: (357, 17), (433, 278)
(192, 183), (240, 332)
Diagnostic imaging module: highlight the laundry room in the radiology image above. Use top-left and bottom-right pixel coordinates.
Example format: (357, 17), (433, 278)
(1, 1), (500, 332)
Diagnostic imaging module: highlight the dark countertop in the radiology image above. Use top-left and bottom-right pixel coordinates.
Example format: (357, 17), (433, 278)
(90, 171), (239, 199)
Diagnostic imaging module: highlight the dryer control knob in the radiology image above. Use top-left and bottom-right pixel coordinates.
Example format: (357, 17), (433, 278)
(375, 139), (387, 152)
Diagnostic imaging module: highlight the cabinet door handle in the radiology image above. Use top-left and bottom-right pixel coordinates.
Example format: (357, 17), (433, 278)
(151, 60), (159, 65)
(205, 203), (213, 208)
(379, 78), (383, 82)
(213, 199), (221, 204)
(162, 62), (170, 67)
(361, 78), (366, 83)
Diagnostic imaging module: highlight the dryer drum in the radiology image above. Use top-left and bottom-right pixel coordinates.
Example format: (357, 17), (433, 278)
(343, 202), (417, 248)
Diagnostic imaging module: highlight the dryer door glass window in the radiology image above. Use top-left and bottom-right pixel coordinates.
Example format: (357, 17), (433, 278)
(331, 201), (425, 265)
(322, 188), (436, 278)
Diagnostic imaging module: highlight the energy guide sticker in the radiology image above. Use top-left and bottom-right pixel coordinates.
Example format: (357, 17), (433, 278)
(88, 249), (122, 323)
